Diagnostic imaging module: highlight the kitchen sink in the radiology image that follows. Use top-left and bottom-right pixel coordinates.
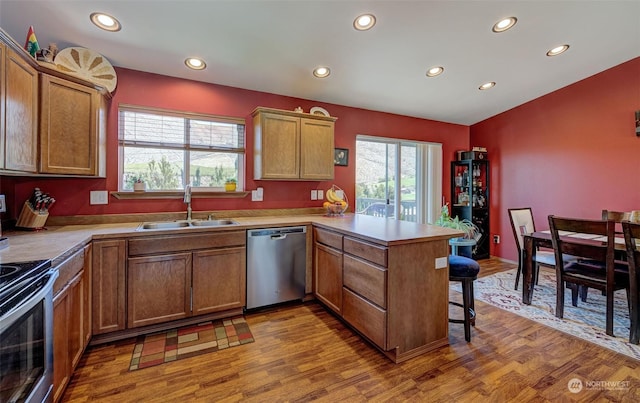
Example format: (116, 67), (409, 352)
(139, 221), (192, 230)
(190, 219), (237, 227)
(137, 219), (238, 231)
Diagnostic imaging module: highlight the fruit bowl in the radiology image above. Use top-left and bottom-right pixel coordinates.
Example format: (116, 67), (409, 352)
(324, 185), (349, 216)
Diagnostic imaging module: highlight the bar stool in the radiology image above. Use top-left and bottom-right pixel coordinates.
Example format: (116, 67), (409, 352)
(449, 255), (480, 342)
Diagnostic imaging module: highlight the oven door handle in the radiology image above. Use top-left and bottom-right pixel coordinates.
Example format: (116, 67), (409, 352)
(0, 269), (59, 332)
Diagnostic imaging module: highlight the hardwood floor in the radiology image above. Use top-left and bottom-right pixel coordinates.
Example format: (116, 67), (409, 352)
(62, 257), (639, 402)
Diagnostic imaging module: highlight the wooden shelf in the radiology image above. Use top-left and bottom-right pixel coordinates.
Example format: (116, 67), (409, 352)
(111, 191), (250, 200)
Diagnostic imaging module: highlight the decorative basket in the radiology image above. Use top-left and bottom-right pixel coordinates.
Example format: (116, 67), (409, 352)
(16, 201), (49, 229)
(324, 185), (349, 216)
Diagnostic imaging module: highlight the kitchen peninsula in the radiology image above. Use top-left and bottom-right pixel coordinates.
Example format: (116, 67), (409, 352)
(0, 212), (462, 366)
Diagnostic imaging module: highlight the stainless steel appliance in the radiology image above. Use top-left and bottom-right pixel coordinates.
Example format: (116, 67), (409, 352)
(246, 226), (307, 309)
(0, 260), (57, 403)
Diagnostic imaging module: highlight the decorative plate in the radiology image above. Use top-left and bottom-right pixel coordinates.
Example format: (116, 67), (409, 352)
(54, 47), (117, 93)
(310, 106), (330, 116)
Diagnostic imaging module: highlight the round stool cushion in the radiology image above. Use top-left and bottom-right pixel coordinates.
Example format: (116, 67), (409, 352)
(449, 255), (480, 278)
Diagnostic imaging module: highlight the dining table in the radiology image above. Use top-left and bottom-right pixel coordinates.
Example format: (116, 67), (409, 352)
(521, 230), (628, 304)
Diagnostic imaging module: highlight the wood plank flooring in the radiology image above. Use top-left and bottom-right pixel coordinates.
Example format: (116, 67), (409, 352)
(62, 258), (640, 402)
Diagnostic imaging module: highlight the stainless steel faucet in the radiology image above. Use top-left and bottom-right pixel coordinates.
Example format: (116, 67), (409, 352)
(184, 184), (192, 221)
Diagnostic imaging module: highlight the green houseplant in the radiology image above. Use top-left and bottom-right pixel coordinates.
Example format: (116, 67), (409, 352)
(434, 203), (479, 239)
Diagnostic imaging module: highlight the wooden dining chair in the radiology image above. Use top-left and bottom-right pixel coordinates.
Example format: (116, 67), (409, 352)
(622, 220), (640, 345)
(548, 215), (630, 337)
(508, 208), (556, 290)
(602, 209), (630, 235)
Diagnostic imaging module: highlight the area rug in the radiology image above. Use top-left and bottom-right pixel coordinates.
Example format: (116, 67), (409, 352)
(129, 316), (254, 371)
(451, 268), (640, 361)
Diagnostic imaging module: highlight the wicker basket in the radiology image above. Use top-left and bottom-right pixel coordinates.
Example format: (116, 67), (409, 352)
(16, 201), (49, 229)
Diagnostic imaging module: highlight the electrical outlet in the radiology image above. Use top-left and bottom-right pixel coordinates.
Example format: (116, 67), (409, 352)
(90, 190), (108, 205)
(493, 234), (500, 244)
(317, 190), (323, 200)
(311, 190), (318, 200)
(0, 195), (5, 213)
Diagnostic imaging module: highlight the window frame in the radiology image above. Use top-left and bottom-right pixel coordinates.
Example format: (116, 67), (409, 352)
(118, 104), (246, 192)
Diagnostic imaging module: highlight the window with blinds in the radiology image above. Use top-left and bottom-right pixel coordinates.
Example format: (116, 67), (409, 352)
(118, 105), (245, 191)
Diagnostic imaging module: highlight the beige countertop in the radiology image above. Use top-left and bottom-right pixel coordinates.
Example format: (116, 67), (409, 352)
(0, 213), (463, 266)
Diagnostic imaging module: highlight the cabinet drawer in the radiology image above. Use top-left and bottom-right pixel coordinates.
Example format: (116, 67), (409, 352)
(314, 227), (343, 250)
(53, 248), (85, 295)
(344, 237), (387, 267)
(342, 288), (386, 349)
(128, 230), (246, 256)
(343, 255), (387, 308)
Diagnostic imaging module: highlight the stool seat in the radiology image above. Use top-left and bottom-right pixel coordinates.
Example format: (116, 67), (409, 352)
(449, 255), (480, 342)
(449, 255), (480, 278)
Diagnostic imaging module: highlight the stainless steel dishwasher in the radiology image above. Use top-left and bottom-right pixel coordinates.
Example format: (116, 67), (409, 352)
(246, 226), (307, 309)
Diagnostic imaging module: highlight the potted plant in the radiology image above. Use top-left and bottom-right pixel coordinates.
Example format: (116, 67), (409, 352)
(224, 178), (237, 192)
(133, 178), (146, 192)
(434, 203), (478, 239)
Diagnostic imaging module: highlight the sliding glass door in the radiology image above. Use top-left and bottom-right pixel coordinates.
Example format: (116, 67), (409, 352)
(355, 136), (441, 224)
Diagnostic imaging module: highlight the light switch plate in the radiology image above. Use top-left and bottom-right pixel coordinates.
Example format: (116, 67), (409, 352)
(317, 190), (323, 200)
(311, 190), (318, 200)
(90, 190), (108, 205)
(0, 195), (6, 212)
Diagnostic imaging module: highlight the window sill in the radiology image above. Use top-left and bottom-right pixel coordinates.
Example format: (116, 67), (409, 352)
(111, 191), (250, 200)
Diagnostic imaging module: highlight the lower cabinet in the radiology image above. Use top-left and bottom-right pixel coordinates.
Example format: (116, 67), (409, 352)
(314, 243), (343, 314)
(52, 246), (91, 403)
(313, 225), (448, 363)
(127, 253), (192, 328)
(192, 247), (246, 315)
(92, 239), (126, 335)
(126, 230), (247, 329)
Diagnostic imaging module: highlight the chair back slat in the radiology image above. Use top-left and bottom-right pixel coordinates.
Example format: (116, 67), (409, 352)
(548, 216), (614, 266)
(622, 220), (640, 279)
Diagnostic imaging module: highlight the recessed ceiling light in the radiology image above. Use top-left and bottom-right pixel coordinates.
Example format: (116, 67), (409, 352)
(354, 14), (376, 31)
(546, 44), (570, 56)
(492, 17), (517, 33)
(313, 66), (331, 78)
(426, 66), (444, 77)
(479, 82), (496, 90)
(90, 12), (121, 32)
(185, 58), (206, 70)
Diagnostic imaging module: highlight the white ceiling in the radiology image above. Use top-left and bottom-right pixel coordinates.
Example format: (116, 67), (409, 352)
(1, 1), (638, 125)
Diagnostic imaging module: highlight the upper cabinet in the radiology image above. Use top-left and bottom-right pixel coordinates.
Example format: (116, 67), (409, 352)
(1, 41), (39, 173)
(0, 29), (108, 177)
(39, 74), (106, 176)
(253, 107), (336, 180)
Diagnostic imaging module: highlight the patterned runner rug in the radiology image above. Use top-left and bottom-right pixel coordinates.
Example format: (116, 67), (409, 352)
(452, 268), (640, 361)
(129, 316), (254, 371)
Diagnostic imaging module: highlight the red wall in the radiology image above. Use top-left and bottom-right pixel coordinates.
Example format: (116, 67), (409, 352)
(5, 67), (468, 219)
(471, 57), (640, 262)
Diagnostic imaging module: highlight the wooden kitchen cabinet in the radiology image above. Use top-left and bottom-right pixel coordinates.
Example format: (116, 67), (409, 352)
(0, 36), (39, 173)
(127, 253), (192, 328)
(126, 230), (246, 328)
(52, 247), (91, 403)
(39, 73), (107, 176)
(313, 227), (344, 314)
(313, 222), (448, 363)
(192, 247), (246, 315)
(92, 239), (126, 335)
(253, 107), (336, 180)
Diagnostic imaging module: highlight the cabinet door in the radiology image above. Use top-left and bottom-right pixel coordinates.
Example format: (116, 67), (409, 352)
(52, 288), (70, 403)
(82, 244), (92, 348)
(67, 272), (84, 371)
(314, 243), (343, 314)
(192, 247), (246, 315)
(4, 47), (38, 172)
(39, 74), (101, 175)
(300, 117), (334, 180)
(92, 240), (126, 335)
(255, 112), (299, 179)
(127, 253), (192, 328)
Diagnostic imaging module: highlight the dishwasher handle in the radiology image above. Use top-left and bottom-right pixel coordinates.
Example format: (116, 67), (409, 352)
(270, 234), (287, 240)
